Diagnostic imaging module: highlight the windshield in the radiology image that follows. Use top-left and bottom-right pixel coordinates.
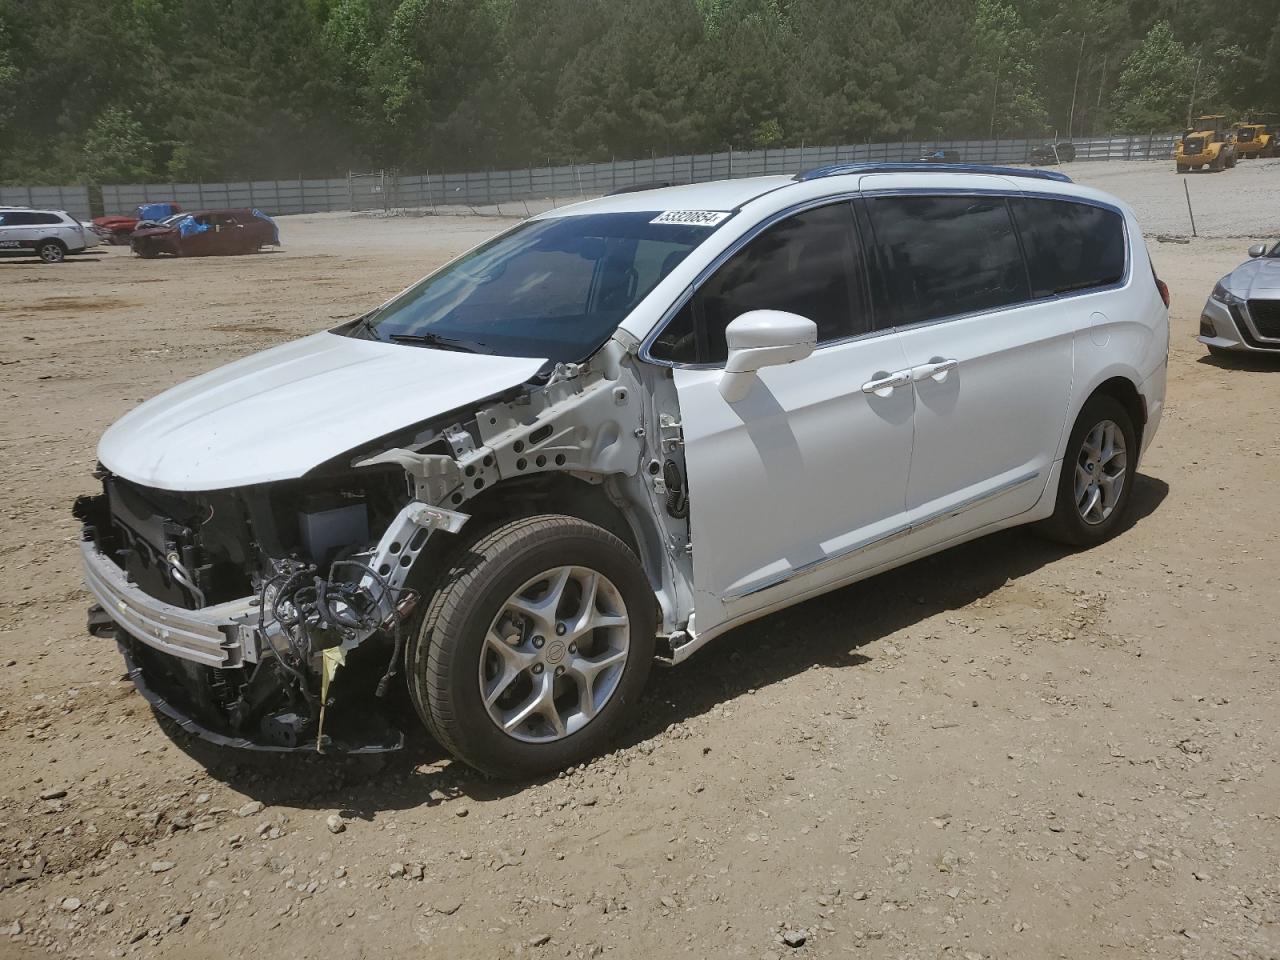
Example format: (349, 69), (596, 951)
(358, 211), (725, 362)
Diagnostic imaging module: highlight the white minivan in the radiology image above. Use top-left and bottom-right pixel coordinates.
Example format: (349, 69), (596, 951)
(77, 163), (1168, 776)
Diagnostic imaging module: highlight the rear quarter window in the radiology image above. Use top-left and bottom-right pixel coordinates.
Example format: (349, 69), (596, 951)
(1010, 197), (1126, 297)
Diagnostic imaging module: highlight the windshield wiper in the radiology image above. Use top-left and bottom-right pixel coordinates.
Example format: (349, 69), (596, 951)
(348, 312), (382, 341)
(387, 332), (488, 354)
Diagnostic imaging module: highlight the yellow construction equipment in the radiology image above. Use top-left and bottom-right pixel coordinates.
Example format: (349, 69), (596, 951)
(1232, 122), (1276, 159)
(1175, 116), (1237, 173)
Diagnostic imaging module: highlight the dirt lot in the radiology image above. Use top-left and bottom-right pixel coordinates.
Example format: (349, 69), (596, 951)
(1, 160), (1278, 960)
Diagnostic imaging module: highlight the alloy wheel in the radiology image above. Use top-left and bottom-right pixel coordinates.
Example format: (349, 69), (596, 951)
(479, 565), (630, 743)
(1074, 419), (1127, 525)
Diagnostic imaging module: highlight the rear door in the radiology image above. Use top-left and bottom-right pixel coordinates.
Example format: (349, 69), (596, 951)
(215, 213), (250, 253)
(863, 192), (1074, 544)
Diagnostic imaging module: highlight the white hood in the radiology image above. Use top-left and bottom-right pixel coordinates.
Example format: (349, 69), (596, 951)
(99, 332), (546, 491)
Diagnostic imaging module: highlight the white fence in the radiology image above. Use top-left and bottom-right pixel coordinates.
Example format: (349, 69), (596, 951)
(0, 185), (92, 220)
(100, 179), (351, 218)
(11, 132), (1178, 219)
(355, 133), (1178, 212)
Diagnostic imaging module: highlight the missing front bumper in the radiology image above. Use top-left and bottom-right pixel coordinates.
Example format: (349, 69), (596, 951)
(82, 520), (416, 754)
(116, 632), (404, 754)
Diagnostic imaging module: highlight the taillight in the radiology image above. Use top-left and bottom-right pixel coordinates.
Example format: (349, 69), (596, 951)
(1155, 276), (1170, 308)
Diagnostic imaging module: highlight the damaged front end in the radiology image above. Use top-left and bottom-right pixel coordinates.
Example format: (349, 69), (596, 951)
(77, 334), (696, 754)
(75, 465), (428, 752)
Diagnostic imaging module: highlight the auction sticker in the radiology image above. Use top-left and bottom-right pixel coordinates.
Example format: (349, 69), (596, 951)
(650, 210), (730, 227)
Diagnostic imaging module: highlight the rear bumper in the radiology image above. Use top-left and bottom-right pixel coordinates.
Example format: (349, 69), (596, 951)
(1138, 360), (1166, 459)
(80, 538), (256, 668)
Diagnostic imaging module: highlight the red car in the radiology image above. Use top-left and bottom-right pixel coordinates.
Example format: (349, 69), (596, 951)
(130, 208), (280, 258)
(92, 202), (183, 244)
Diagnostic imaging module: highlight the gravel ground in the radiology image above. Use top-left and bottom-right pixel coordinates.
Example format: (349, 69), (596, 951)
(0, 160), (1278, 960)
(1064, 157), (1280, 238)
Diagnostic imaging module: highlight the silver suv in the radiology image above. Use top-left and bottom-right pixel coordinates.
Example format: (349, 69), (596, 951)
(0, 207), (98, 263)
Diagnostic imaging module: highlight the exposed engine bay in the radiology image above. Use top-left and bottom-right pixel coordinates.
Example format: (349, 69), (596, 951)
(76, 335), (695, 752)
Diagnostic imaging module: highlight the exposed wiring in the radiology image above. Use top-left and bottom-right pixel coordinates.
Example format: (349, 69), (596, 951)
(255, 559), (416, 710)
(256, 568), (317, 709)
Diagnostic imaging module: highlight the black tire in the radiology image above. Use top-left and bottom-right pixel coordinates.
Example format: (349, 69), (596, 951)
(133, 242), (159, 259)
(407, 515), (656, 779)
(1036, 395), (1138, 548)
(36, 239), (66, 264)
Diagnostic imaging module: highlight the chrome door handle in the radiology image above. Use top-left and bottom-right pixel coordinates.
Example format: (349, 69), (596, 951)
(861, 369), (912, 395)
(911, 358), (959, 382)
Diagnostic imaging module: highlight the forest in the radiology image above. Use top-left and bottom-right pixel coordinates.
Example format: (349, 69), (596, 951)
(1, 0), (1278, 185)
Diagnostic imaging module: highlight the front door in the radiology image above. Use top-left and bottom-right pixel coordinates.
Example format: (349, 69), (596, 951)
(650, 200), (918, 635)
(863, 193), (1074, 542)
(0, 211), (38, 253)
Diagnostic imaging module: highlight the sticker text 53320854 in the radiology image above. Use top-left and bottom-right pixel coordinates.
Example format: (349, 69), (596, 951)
(650, 210), (731, 227)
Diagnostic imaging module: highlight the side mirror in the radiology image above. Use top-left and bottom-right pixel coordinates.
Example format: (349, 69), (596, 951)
(1248, 243), (1268, 258)
(718, 310), (817, 402)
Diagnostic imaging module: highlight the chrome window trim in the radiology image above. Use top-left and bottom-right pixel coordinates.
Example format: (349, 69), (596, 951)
(639, 187), (1133, 370)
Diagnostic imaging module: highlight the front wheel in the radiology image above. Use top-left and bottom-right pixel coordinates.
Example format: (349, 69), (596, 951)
(1036, 395), (1138, 548)
(407, 515), (656, 778)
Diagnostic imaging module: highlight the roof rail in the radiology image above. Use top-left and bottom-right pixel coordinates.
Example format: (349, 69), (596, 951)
(794, 162), (1072, 184)
(606, 181), (674, 196)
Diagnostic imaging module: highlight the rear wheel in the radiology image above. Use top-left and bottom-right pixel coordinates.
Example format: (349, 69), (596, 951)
(407, 515), (655, 778)
(1037, 395), (1138, 548)
(37, 239), (66, 263)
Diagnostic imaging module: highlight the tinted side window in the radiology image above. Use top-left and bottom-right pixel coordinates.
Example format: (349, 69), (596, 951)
(33, 213), (63, 225)
(0, 212), (36, 226)
(1010, 198), (1126, 297)
(650, 202), (865, 364)
(866, 195), (1029, 327)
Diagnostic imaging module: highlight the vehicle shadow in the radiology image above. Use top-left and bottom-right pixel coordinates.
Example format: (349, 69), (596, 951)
(160, 473), (1168, 815)
(0, 256), (106, 266)
(1197, 352), (1280, 372)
